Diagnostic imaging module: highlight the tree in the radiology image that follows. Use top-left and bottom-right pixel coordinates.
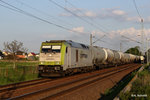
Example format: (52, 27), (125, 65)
(125, 46), (142, 56)
(3, 40), (28, 68)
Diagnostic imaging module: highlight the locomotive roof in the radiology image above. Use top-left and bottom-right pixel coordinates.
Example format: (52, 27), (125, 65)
(45, 40), (89, 49)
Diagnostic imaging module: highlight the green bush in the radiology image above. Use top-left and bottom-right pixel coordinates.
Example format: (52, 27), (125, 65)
(120, 92), (131, 100)
(138, 70), (149, 78)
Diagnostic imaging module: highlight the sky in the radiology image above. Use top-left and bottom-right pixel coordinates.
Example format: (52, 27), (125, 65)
(0, 0), (150, 53)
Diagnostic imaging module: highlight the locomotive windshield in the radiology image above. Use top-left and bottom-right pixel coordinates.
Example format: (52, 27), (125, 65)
(41, 45), (61, 53)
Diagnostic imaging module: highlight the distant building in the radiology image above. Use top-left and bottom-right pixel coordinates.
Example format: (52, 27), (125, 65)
(0, 51), (4, 59)
(16, 51), (27, 60)
(16, 55), (27, 60)
(35, 53), (39, 58)
(28, 52), (36, 57)
(16, 51), (24, 55)
(3, 51), (10, 56)
(27, 52), (36, 60)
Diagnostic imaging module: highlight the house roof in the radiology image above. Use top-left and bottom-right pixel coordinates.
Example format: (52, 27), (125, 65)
(16, 55), (26, 59)
(29, 52), (36, 55)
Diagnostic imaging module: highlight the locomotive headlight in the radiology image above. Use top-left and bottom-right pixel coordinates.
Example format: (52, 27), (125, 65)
(49, 54), (52, 57)
(40, 62), (44, 64)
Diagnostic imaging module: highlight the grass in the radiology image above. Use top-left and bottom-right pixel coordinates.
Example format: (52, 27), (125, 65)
(0, 61), (39, 85)
(0, 61), (38, 68)
(119, 65), (150, 100)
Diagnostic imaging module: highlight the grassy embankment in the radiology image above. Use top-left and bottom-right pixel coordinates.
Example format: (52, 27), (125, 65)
(99, 65), (150, 100)
(0, 61), (39, 85)
(119, 65), (150, 100)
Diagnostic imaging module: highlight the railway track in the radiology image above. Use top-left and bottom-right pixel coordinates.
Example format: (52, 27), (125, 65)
(1, 63), (141, 100)
(0, 78), (53, 99)
(0, 78), (52, 92)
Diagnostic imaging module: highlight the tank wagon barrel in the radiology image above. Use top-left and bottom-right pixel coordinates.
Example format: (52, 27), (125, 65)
(129, 54), (135, 62)
(92, 46), (107, 66)
(112, 50), (121, 64)
(105, 48), (114, 64)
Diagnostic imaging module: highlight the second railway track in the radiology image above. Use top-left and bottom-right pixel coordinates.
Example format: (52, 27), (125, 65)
(0, 78), (52, 92)
(0, 63), (141, 100)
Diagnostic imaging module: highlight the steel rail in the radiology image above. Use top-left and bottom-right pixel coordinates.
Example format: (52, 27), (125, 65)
(9, 64), (141, 100)
(0, 78), (52, 93)
(42, 64), (141, 99)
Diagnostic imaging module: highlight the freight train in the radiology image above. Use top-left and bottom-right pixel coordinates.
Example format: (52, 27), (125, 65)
(38, 40), (143, 77)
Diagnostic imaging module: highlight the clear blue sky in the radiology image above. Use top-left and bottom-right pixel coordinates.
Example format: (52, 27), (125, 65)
(0, 0), (150, 52)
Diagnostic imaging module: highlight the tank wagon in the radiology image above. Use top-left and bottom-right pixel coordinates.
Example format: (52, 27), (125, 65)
(39, 40), (142, 77)
(112, 50), (122, 65)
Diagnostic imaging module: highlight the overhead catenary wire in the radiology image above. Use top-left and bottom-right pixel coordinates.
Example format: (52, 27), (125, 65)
(93, 36), (114, 46)
(132, 0), (145, 36)
(65, 0), (115, 41)
(0, 0), (115, 47)
(133, 0), (145, 36)
(15, 0), (76, 27)
(17, 0), (115, 46)
(49, 0), (111, 35)
(133, 0), (142, 19)
(66, 0), (111, 33)
(51, 0), (117, 43)
(0, 0), (89, 35)
(120, 35), (141, 52)
(133, 0), (146, 54)
(92, 35), (105, 44)
(121, 35), (141, 44)
(0, 3), (20, 13)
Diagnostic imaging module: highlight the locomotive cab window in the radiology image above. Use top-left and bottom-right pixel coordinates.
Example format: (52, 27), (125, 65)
(41, 46), (52, 53)
(42, 45), (61, 53)
(52, 46), (61, 53)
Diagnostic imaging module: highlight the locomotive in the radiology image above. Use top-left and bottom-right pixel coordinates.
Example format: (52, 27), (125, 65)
(38, 40), (143, 77)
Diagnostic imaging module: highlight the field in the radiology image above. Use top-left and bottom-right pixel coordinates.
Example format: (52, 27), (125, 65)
(0, 61), (39, 85)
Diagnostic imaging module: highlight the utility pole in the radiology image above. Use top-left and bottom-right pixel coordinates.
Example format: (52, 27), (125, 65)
(120, 35), (122, 52)
(146, 38), (149, 65)
(90, 33), (93, 47)
(141, 19), (144, 64)
(90, 33), (93, 62)
(141, 19), (144, 55)
(120, 42), (122, 52)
